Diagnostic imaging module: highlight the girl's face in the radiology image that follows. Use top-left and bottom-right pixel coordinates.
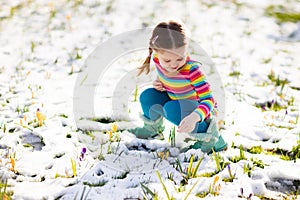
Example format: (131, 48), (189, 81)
(156, 46), (187, 73)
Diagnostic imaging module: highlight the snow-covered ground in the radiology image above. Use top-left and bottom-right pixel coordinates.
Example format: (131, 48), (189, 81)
(0, 0), (300, 199)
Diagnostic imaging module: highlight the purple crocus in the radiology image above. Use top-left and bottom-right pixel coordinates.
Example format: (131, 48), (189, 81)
(79, 147), (87, 161)
(271, 99), (275, 109)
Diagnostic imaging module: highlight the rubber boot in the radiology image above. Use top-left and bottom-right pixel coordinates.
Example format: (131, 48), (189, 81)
(129, 115), (165, 139)
(189, 117), (227, 153)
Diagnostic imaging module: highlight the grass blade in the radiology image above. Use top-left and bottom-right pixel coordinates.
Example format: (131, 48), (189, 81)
(213, 150), (221, 172)
(141, 183), (158, 200)
(187, 155), (194, 179)
(176, 159), (184, 173)
(192, 157), (204, 178)
(156, 170), (172, 200)
(184, 179), (200, 200)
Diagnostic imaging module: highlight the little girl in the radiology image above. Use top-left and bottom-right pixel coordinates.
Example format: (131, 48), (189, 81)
(130, 21), (227, 153)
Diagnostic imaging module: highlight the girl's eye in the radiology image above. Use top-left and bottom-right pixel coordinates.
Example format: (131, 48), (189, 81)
(177, 58), (183, 61)
(164, 60), (171, 63)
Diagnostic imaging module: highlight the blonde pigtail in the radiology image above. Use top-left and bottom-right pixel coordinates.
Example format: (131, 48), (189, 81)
(137, 48), (153, 76)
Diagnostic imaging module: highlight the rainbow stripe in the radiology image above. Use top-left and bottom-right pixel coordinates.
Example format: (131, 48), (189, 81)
(153, 53), (216, 121)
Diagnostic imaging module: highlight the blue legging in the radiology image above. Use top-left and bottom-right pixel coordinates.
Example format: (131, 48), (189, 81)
(140, 88), (208, 133)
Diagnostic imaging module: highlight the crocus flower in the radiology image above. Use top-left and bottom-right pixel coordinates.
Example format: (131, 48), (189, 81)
(271, 99), (275, 108)
(213, 176), (219, 185)
(111, 123), (117, 133)
(36, 108), (46, 127)
(10, 157), (15, 172)
(79, 147), (87, 161)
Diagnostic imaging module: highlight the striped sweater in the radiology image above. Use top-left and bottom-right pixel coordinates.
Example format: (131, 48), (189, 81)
(152, 53), (216, 121)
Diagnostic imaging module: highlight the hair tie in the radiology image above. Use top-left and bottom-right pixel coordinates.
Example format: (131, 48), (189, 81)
(148, 47), (153, 58)
(151, 35), (159, 44)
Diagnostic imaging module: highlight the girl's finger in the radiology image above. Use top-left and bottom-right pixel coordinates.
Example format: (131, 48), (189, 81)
(178, 126), (186, 133)
(178, 122), (185, 132)
(157, 86), (165, 91)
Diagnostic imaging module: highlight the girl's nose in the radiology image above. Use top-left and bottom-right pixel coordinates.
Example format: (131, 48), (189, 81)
(170, 62), (178, 68)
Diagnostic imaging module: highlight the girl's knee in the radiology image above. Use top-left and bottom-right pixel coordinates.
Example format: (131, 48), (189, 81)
(140, 88), (169, 104)
(140, 88), (156, 103)
(163, 101), (181, 125)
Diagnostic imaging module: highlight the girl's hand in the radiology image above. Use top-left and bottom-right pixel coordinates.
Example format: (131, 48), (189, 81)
(153, 79), (165, 92)
(177, 112), (201, 133)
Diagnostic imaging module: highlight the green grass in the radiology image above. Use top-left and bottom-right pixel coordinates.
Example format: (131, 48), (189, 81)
(222, 176), (234, 182)
(267, 71), (289, 87)
(59, 114), (68, 118)
(243, 163), (254, 177)
(71, 158), (76, 177)
(141, 183), (158, 200)
(265, 5), (300, 23)
(247, 146), (263, 154)
(284, 190), (299, 200)
(15, 105), (29, 115)
(213, 150), (222, 172)
(23, 143), (33, 148)
(97, 143), (105, 161)
(198, 151), (229, 178)
(230, 145), (247, 163)
(89, 117), (115, 123)
(83, 130), (95, 141)
(250, 157), (267, 169)
(222, 165), (235, 182)
(30, 41), (35, 53)
(199, 171), (218, 178)
(0, 179), (13, 200)
(0, 3), (26, 21)
(82, 180), (107, 187)
(255, 100), (287, 112)
(228, 71), (241, 77)
(175, 156), (204, 185)
(169, 126), (176, 147)
(196, 176), (221, 198)
(291, 140), (300, 160)
(266, 142), (300, 161)
(196, 191), (209, 198)
(71, 0), (84, 8)
(75, 51), (82, 60)
(113, 170), (129, 179)
(262, 58), (272, 64)
(255, 70), (292, 113)
(156, 170), (174, 200)
(133, 85), (139, 102)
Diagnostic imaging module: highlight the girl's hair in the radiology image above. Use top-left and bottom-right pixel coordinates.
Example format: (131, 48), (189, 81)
(137, 21), (187, 76)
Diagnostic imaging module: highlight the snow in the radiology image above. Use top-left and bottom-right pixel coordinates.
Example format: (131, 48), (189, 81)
(0, 0), (300, 199)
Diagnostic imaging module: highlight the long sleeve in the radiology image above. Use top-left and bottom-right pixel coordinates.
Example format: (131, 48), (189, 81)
(189, 65), (215, 121)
